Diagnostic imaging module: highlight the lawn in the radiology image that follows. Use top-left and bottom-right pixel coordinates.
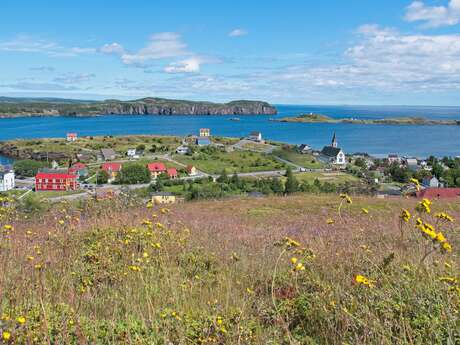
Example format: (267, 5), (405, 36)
(293, 171), (360, 184)
(173, 150), (287, 174)
(273, 148), (324, 168)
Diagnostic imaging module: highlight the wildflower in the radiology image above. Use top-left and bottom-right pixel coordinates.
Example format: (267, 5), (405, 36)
(416, 218), (423, 227)
(435, 212), (454, 222)
(3, 224), (13, 231)
(16, 316), (26, 325)
(246, 287), (254, 295)
(294, 263), (305, 271)
(216, 316), (223, 326)
(441, 242), (452, 253)
(160, 208), (170, 214)
(142, 252), (149, 258)
(417, 198), (432, 214)
(354, 274), (375, 288)
(361, 208), (369, 214)
(26, 256), (34, 261)
(34, 264), (42, 270)
(2, 331), (11, 341)
(284, 237), (301, 248)
(439, 276), (458, 284)
(410, 178), (420, 191)
(435, 232), (447, 243)
(340, 193), (352, 204)
(128, 265), (141, 272)
(290, 257), (298, 264)
(401, 209), (411, 222)
(58, 220), (65, 225)
(146, 201), (153, 209)
(326, 218), (335, 225)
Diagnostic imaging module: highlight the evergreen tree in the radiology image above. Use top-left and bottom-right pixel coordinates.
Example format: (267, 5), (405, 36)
(285, 166), (299, 194)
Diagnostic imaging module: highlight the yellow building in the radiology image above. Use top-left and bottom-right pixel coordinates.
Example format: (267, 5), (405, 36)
(152, 192), (176, 205)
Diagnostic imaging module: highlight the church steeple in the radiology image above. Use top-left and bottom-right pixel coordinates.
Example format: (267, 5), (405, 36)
(331, 132), (338, 148)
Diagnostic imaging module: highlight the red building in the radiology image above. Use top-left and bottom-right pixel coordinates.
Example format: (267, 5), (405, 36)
(167, 168), (178, 179)
(101, 162), (122, 180)
(147, 162), (166, 178)
(35, 172), (78, 191)
(416, 188), (460, 199)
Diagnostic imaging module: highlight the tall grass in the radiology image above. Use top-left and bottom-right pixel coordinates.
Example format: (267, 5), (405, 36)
(0, 194), (459, 344)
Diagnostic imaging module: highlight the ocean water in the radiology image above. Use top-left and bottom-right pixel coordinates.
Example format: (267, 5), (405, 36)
(0, 104), (459, 158)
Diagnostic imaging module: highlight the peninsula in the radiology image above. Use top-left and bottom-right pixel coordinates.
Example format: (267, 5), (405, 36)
(277, 113), (460, 126)
(0, 96), (277, 117)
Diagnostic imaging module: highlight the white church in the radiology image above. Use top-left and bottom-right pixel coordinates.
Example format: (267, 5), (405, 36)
(319, 133), (346, 166)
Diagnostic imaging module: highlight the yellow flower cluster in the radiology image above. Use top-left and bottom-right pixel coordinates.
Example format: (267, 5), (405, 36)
(416, 198), (432, 214)
(416, 221), (452, 253)
(401, 209), (411, 222)
(410, 178), (420, 191)
(283, 237), (301, 248)
(340, 193), (352, 204)
(354, 274), (375, 288)
(290, 257), (306, 271)
(435, 212), (454, 222)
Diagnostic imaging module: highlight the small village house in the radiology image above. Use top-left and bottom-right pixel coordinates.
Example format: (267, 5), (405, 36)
(35, 172), (78, 191)
(127, 148), (137, 158)
(319, 133), (346, 166)
(248, 131), (263, 142)
(167, 168), (178, 179)
(147, 162), (167, 179)
(405, 158), (419, 171)
(100, 148), (117, 161)
(101, 162), (122, 181)
(422, 176), (441, 188)
(196, 137), (211, 146)
(176, 145), (190, 155)
(298, 144), (312, 154)
(199, 128), (211, 137)
(187, 165), (197, 176)
(152, 192), (176, 205)
(68, 162), (88, 178)
(0, 170), (15, 192)
(387, 154), (400, 165)
(66, 133), (78, 142)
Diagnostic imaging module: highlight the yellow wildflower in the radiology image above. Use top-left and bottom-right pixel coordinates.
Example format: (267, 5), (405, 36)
(326, 218), (335, 224)
(361, 208), (369, 214)
(16, 316), (26, 325)
(284, 237), (301, 248)
(441, 242), (452, 253)
(2, 331), (11, 341)
(401, 209), (411, 222)
(354, 274), (375, 288)
(290, 257), (298, 264)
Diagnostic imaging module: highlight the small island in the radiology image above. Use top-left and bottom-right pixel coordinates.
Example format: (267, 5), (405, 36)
(277, 113), (460, 126)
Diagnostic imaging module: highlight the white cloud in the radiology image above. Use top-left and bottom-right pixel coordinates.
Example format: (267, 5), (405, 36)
(119, 32), (188, 65)
(53, 73), (96, 84)
(0, 35), (96, 57)
(164, 57), (202, 73)
(405, 0), (460, 28)
(100, 42), (125, 55)
(228, 28), (248, 37)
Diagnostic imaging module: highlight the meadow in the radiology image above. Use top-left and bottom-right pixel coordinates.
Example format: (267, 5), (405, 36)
(0, 192), (459, 344)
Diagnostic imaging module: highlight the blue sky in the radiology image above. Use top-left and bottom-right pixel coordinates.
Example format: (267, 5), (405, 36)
(1, 0), (460, 105)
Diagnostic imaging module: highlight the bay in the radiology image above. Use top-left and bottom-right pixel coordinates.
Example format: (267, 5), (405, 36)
(0, 104), (459, 157)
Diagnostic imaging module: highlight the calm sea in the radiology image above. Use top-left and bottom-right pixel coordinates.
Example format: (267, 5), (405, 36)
(0, 104), (459, 158)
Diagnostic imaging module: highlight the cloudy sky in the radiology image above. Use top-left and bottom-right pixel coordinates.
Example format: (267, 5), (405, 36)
(1, 0), (460, 105)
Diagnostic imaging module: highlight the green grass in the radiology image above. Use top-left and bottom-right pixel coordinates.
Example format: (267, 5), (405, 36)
(273, 148), (324, 168)
(33, 190), (87, 199)
(173, 151), (287, 174)
(293, 171), (360, 184)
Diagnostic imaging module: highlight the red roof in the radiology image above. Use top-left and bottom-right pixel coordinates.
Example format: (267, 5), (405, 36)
(36, 172), (77, 179)
(147, 162), (166, 172)
(72, 162), (87, 169)
(416, 188), (460, 199)
(167, 168), (178, 177)
(67, 133), (77, 137)
(101, 162), (122, 172)
(186, 165), (195, 172)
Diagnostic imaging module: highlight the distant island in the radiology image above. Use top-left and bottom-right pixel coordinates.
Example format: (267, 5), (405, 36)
(0, 96), (277, 117)
(277, 113), (460, 126)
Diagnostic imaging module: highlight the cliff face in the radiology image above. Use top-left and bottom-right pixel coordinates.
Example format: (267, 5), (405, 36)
(0, 97), (277, 117)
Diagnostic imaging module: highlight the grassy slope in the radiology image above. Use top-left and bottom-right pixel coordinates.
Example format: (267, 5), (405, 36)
(0, 194), (459, 343)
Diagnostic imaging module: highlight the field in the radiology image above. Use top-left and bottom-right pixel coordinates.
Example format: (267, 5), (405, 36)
(294, 171), (360, 184)
(273, 148), (325, 169)
(173, 150), (287, 174)
(0, 193), (459, 343)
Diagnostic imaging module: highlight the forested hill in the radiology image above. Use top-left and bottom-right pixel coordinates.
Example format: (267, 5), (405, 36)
(0, 97), (277, 117)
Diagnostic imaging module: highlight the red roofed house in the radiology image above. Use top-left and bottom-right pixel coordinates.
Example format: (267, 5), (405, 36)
(66, 133), (78, 142)
(101, 162), (122, 181)
(147, 162), (166, 179)
(416, 188), (460, 199)
(186, 165), (197, 176)
(35, 172), (78, 191)
(167, 168), (178, 179)
(68, 162), (88, 178)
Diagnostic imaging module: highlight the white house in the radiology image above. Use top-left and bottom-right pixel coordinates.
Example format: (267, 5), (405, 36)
(298, 144), (312, 154)
(387, 154), (400, 164)
(66, 133), (78, 142)
(319, 133), (346, 166)
(176, 145), (190, 155)
(248, 131), (263, 142)
(127, 148), (137, 157)
(422, 176), (441, 188)
(0, 170), (15, 192)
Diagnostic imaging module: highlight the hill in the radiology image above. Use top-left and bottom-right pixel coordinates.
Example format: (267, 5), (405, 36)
(0, 193), (458, 343)
(0, 97), (277, 117)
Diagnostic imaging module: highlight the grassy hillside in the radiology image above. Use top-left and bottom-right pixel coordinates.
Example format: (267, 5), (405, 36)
(0, 193), (459, 343)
